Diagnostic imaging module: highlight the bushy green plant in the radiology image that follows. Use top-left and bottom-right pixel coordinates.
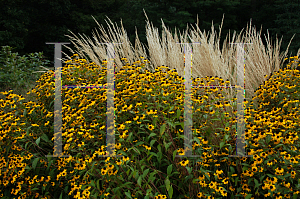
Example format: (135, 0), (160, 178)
(0, 45), (51, 92)
(0, 54), (300, 199)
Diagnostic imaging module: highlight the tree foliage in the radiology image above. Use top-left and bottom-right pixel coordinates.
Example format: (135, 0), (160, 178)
(268, 0), (300, 58)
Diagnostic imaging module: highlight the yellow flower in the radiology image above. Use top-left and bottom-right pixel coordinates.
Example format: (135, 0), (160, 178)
(148, 124), (154, 131)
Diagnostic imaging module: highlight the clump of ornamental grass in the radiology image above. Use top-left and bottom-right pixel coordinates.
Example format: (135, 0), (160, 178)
(61, 10), (298, 106)
(1, 54), (300, 199)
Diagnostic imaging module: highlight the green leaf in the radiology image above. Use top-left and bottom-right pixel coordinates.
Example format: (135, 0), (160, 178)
(126, 132), (133, 142)
(274, 144), (284, 149)
(117, 175), (125, 182)
(32, 158), (39, 170)
(41, 133), (50, 143)
(26, 126), (33, 136)
(25, 142), (31, 150)
(126, 169), (131, 179)
(166, 120), (175, 129)
(192, 178), (200, 184)
(135, 141), (144, 146)
(174, 121), (184, 129)
(133, 170), (139, 179)
(225, 122), (229, 127)
(266, 174), (274, 178)
(294, 192), (299, 199)
(163, 140), (172, 152)
(96, 179), (101, 190)
(137, 176), (142, 187)
(283, 173), (291, 178)
(235, 177), (241, 188)
(153, 117), (158, 126)
(165, 177), (170, 191)
(128, 147), (141, 155)
(167, 165), (172, 176)
(169, 105), (174, 111)
(135, 190), (143, 197)
(176, 109), (181, 119)
(220, 141), (225, 149)
(35, 137), (41, 146)
(150, 140), (156, 147)
(157, 151), (162, 164)
(211, 118), (221, 121)
(113, 186), (121, 194)
(125, 191), (133, 199)
(23, 108), (27, 117)
(141, 164), (145, 171)
(186, 166), (192, 175)
(147, 154), (155, 162)
(143, 169), (150, 178)
(168, 185), (173, 198)
(254, 179), (260, 189)
(148, 171), (156, 182)
(148, 133), (157, 138)
(90, 180), (96, 187)
(193, 136), (201, 146)
(173, 149), (178, 161)
(160, 123), (166, 137)
(224, 134), (229, 141)
(245, 194), (252, 199)
(205, 173), (210, 181)
(157, 145), (161, 153)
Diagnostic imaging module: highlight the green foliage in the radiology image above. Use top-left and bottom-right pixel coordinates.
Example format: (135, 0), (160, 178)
(0, 54), (300, 198)
(0, 45), (51, 91)
(269, 0), (300, 57)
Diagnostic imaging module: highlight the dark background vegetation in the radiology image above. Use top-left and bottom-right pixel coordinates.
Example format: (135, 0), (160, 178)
(0, 0), (300, 69)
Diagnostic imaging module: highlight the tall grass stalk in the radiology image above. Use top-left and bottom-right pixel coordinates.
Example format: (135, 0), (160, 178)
(58, 10), (299, 109)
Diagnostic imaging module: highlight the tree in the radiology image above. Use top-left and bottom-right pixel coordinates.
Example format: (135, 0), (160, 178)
(268, 0), (300, 58)
(1, 0), (298, 70)
(0, 0), (31, 56)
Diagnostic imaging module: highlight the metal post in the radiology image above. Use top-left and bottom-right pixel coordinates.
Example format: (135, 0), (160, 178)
(45, 42), (71, 158)
(45, 42), (123, 158)
(98, 43), (123, 157)
(175, 42), (202, 158)
(228, 43), (252, 157)
(174, 41), (253, 158)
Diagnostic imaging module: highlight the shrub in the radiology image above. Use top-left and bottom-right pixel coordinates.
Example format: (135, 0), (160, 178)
(1, 54), (300, 198)
(0, 45), (51, 101)
(3, 53), (237, 198)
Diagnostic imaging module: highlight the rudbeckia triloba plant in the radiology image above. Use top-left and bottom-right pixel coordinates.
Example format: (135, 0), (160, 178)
(1, 9), (300, 199)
